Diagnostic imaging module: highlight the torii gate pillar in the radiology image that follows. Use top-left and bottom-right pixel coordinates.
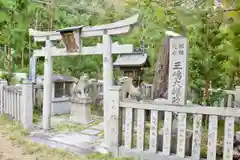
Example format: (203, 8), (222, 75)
(42, 39), (53, 130)
(103, 34), (113, 143)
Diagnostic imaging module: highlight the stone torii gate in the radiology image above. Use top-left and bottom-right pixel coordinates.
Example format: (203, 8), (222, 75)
(29, 14), (139, 146)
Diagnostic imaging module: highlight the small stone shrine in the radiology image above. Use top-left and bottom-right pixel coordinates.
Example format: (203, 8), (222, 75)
(113, 41), (150, 87)
(70, 74), (92, 124)
(36, 74), (76, 115)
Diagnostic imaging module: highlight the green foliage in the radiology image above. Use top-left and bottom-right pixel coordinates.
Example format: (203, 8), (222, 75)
(0, 0), (240, 105)
(0, 72), (9, 80)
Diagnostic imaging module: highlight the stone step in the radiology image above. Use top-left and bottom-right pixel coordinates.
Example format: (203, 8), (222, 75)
(29, 136), (93, 155)
(80, 128), (101, 136)
(89, 122), (104, 131)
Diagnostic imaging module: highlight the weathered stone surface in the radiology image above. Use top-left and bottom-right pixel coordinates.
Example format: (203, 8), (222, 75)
(94, 142), (109, 154)
(70, 97), (92, 124)
(29, 127), (107, 155)
(49, 132), (99, 149)
(30, 136), (92, 155)
(90, 122), (104, 130)
(80, 129), (101, 136)
(71, 96), (92, 103)
(157, 128), (193, 156)
(51, 116), (69, 124)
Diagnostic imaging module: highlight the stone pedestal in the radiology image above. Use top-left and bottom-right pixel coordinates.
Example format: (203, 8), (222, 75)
(157, 128), (193, 156)
(70, 96), (92, 124)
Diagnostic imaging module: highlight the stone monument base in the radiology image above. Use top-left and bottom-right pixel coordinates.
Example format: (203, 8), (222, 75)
(70, 96), (92, 124)
(157, 128), (193, 156)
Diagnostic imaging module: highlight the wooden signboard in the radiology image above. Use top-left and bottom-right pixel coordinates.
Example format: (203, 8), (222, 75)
(61, 32), (79, 52)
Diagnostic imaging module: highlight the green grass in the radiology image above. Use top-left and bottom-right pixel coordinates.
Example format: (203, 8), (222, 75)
(33, 112), (41, 123)
(54, 122), (85, 133)
(32, 113), (103, 133)
(97, 130), (104, 138)
(54, 114), (70, 118)
(91, 104), (104, 116)
(54, 119), (102, 133)
(0, 115), (133, 160)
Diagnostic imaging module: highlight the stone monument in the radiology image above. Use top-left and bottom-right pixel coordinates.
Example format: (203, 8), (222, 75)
(70, 74), (92, 124)
(158, 34), (193, 156)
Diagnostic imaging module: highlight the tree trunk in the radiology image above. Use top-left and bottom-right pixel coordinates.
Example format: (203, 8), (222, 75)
(48, 0), (55, 31)
(203, 77), (210, 105)
(202, 77), (210, 126)
(153, 36), (170, 99)
(7, 45), (12, 84)
(21, 48), (24, 67)
(227, 72), (235, 89)
(225, 72), (235, 107)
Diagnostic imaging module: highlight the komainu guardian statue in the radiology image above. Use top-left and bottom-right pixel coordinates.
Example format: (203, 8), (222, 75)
(119, 76), (142, 101)
(72, 74), (91, 98)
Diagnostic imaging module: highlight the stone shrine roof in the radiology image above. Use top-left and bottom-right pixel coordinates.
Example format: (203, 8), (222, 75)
(113, 52), (150, 68)
(37, 75), (76, 82)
